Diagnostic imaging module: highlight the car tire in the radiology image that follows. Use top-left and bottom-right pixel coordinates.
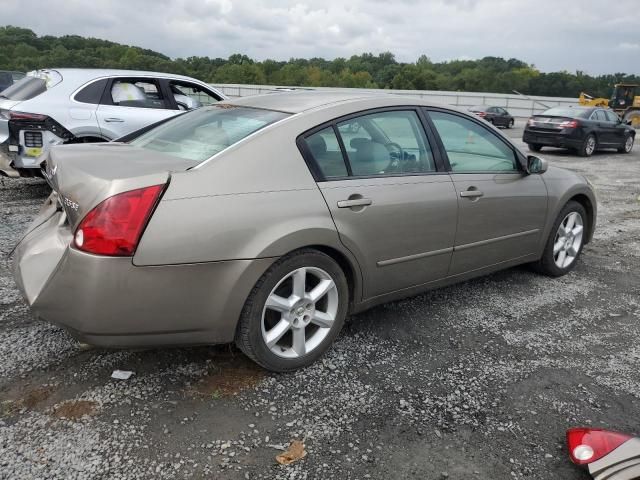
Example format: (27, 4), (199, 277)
(235, 249), (349, 372)
(617, 134), (634, 154)
(533, 201), (587, 277)
(578, 134), (597, 157)
(528, 143), (542, 152)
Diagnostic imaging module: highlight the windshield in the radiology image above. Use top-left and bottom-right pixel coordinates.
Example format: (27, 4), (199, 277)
(129, 105), (289, 162)
(542, 107), (591, 118)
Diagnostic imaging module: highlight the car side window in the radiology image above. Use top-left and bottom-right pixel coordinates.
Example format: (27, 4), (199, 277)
(169, 81), (221, 110)
(604, 110), (619, 123)
(336, 110), (435, 176)
(75, 78), (109, 104)
(592, 110), (607, 121)
(303, 127), (349, 179)
(110, 79), (168, 109)
(429, 111), (518, 172)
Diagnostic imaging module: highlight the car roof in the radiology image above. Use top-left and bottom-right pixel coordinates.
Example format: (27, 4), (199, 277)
(225, 90), (453, 114)
(41, 68), (208, 84)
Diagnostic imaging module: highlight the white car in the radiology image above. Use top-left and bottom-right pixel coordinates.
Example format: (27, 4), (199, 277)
(0, 69), (226, 177)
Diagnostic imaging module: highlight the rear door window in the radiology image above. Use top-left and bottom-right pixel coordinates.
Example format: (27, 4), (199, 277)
(336, 110), (436, 176)
(109, 79), (169, 109)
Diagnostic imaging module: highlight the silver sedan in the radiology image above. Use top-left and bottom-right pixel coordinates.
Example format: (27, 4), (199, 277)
(12, 92), (596, 371)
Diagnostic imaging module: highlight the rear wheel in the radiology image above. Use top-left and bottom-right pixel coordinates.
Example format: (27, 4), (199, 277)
(235, 249), (349, 372)
(533, 201), (587, 277)
(578, 134), (597, 157)
(528, 143), (542, 152)
(618, 134), (634, 154)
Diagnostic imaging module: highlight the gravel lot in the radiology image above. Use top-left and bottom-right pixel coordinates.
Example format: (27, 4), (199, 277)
(1, 123), (639, 479)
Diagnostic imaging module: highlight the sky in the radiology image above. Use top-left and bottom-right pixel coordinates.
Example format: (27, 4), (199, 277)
(3, 0), (640, 75)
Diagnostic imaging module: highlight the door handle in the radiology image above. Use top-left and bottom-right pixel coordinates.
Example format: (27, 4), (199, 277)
(104, 117), (125, 123)
(337, 198), (373, 208)
(460, 189), (484, 198)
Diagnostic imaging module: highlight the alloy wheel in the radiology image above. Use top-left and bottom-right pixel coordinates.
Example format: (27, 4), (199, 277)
(261, 267), (339, 358)
(553, 212), (584, 269)
(625, 135), (634, 153)
(585, 136), (596, 156)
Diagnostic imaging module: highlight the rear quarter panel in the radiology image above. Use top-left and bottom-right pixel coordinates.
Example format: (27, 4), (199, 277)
(134, 115), (350, 266)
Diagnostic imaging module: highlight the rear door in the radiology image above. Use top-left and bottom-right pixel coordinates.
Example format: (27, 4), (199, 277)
(300, 108), (458, 300)
(425, 109), (548, 276)
(96, 77), (178, 140)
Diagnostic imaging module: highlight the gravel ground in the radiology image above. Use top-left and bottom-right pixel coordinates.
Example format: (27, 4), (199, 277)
(1, 123), (639, 479)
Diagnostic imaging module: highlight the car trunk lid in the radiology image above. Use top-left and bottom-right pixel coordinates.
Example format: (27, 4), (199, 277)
(43, 142), (199, 228)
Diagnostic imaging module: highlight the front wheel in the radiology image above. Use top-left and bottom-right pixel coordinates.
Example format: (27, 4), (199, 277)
(578, 134), (597, 157)
(235, 249), (349, 372)
(533, 201), (587, 277)
(618, 134), (634, 154)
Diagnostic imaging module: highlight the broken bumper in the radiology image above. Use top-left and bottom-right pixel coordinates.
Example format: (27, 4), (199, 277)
(12, 196), (274, 346)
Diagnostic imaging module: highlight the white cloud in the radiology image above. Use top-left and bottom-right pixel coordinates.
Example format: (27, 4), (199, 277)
(619, 42), (640, 50)
(1, 0), (639, 75)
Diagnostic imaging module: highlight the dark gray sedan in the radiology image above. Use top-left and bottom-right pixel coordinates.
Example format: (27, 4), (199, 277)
(469, 105), (515, 128)
(12, 92), (596, 371)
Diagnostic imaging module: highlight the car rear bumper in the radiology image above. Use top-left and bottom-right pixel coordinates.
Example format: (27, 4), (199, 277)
(12, 197), (275, 346)
(523, 130), (583, 149)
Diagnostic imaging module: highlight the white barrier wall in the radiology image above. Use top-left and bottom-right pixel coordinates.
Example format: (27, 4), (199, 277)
(210, 84), (578, 118)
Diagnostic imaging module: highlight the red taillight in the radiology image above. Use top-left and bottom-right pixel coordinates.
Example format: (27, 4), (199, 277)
(559, 120), (580, 129)
(9, 111), (48, 121)
(74, 184), (165, 256)
(567, 428), (632, 465)
(476, 112), (487, 117)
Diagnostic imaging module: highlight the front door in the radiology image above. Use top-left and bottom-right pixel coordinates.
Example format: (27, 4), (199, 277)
(426, 110), (548, 276)
(300, 109), (459, 300)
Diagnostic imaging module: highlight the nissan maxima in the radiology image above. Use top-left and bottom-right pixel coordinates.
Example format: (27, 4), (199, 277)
(12, 92), (597, 372)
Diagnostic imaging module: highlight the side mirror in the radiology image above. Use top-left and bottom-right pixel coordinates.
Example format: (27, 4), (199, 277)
(527, 155), (548, 174)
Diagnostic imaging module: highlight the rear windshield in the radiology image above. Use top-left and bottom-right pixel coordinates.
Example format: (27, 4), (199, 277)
(0, 69), (62, 101)
(541, 107), (591, 119)
(129, 105), (289, 162)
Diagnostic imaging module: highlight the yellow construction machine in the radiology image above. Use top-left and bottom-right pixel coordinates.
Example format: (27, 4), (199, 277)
(579, 83), (640, 127)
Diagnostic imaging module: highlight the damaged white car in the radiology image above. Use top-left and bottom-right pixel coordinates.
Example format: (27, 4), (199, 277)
(0, 69), (226, 177)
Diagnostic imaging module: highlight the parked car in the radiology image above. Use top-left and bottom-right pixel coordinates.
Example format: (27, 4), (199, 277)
(0, 70), (25, 92)
(523, 106), (635, 157)
(567, 427), (640, 479)
(12, 92), (596, 372)
(469, 105), (514, 128)
(0, 68), (226, 177)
